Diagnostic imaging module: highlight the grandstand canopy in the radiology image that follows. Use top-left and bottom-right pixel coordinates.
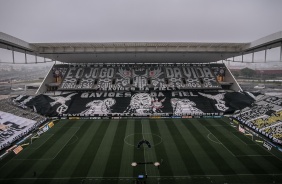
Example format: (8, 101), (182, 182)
(0, 31), (282, 63)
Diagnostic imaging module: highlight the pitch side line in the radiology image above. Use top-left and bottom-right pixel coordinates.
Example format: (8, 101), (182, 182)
(236, 155), (273, 157)
(204, 125), (231, 127)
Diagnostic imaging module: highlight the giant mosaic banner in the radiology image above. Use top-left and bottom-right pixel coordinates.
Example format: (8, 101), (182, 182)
(58, 64), (225, 91)
(13, 91), (254, 117)
(0, 111), (36, 150)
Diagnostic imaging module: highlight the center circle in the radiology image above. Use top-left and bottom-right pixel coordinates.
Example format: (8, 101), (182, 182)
(124, 133), (162, 147)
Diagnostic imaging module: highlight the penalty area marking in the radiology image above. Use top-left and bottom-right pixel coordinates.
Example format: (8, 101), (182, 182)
(207, 133), (221, 144)
(65, 135), (79, 147)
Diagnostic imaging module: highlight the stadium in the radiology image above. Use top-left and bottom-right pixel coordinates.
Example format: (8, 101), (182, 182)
(1, 1), (282, 184)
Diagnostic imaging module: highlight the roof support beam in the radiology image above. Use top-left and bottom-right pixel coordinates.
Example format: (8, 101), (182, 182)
(176, 45), (179, 51)
(12, 47), (15, 64)
(186, 45), (190, 51)
(90, 44), (96, 53)
(265, 47), (267, 63)
(280, 42), (282, 62)
(25, 50), (27, 64)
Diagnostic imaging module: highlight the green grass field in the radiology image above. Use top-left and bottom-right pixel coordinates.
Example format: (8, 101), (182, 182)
(1, 118), (282, 184)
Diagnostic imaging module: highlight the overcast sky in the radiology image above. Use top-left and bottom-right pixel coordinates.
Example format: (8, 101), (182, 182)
(1, 0), (282, 43)
(0, 0), (282, 66)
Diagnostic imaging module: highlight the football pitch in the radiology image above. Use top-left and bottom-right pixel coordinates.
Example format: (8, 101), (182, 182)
(1, 118), (282, 184)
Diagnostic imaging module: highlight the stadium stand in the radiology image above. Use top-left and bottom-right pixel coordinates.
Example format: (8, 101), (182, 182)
(9, 63), (255, 119)
(0, 98), (46, 150)
(233, 95), (282, 144)
(8, 62), (282, 146)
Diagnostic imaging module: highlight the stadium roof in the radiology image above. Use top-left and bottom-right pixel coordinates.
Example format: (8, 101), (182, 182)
(0, 31), (282, 63)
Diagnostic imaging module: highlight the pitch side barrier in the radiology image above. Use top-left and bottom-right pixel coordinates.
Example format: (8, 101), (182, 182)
(0, 118), (50, 160)
(58, 113), (223, 120)
(230, 116), (282, 145)
(54, 63), (227, 91)
(229, 117), (282, 158)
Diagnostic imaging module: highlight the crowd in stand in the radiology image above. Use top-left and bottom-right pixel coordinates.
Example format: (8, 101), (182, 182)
(0, 98), (47, 151)
(233, 96), (282, 144)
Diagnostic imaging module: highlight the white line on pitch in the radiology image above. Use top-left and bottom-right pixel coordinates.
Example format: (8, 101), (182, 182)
(236, 155), (273, 157)
(50, 128), (80, 160)
(141, 121), (147, 175)
(200, 123), (236, 157)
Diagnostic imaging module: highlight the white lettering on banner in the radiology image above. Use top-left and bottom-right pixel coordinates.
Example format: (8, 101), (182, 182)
(166, 67), (185, 78)
(174, 68), (182, 78)
(195, 67), (205, 78)
(75, 68), (84, 78)
(80, 92), (167, 98)
(171, 91), (198, 97)
(263, 141), (272, 151)
(92, 68), (100, 78)
(99, 68), (107, 78)
(203, 67), (214, 77)
(60, 65), (221, 90)
(99, 68), (114, 78)
(182, 67), (198, 78)
(65, 68), (76, 78)
(61, 83), (76, 89)
(165, 68), (174, 78)
(83, 68), (99, 78)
